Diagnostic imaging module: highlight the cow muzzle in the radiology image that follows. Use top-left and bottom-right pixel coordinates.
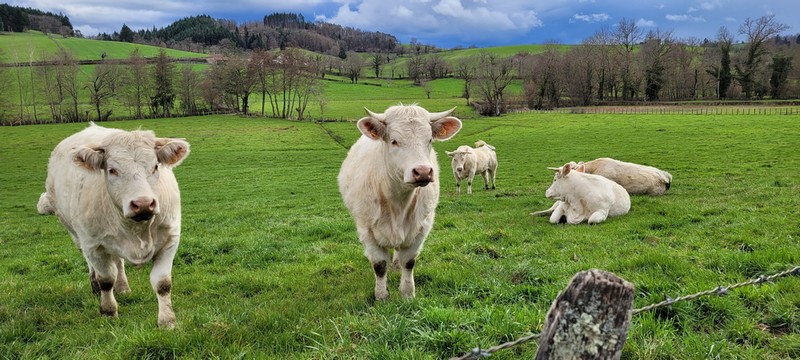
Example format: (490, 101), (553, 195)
(410, 165), (434, 187)
(128, 197), (157, 222)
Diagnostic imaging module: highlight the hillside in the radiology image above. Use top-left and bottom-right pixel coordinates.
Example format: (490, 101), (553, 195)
(0, 31), (206, 63)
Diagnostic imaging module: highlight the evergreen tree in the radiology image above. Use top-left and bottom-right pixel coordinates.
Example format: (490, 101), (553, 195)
(119, 24), (134, 42)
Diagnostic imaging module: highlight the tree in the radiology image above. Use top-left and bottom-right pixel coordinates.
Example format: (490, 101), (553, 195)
(455, 57), (477, 105)
(121, 48), (150, 118)
(57, 49), (82, 121)
(251, 49), (275, 116)
(177, 66), (200, 115)
(769, 54), (793, 98)
(369, 53), (383, 78)
(706, 27), (734, 99)
(613, 18), (643, 100)
(562, 45), (597, 106)
(223, 52), (259, 114)
(472, 52), (513, 116)
(735, 15), (790, 98)
(86, 60), (117, 121)
(151, 49), (176, 117)
(119, 24), (134, 42)
(641, 30), (674, 101)
(343, 51), (363, 84)
(406, 54), (424, 84)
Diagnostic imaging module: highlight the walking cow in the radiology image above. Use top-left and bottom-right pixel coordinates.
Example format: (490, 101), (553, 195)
(37, 122), (190, 328)
(446, 140), (497, 194)
(338, 104), (462, 300)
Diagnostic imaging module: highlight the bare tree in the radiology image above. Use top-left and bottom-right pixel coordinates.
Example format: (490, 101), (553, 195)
(223, 51), (259, 114)
(521, 45), (563, 109)
(406, 54), (425, 84)
(121, 48), (150, 118)
(735, 15), (790, 98)
(57, 49), (82, 121)
(613, 18), (643, 100)
(455, 56), (477, 105)
(369, 53), (383, 78)
(252, 49), (275, 116)
(177, 65), (200, 115)
(586, 26), (615, 101)
(343, 51), (364, 84)
(472, 52), (514, 116)
(86, 60), (117, 121)
(36, 52), (65, 122)
(562, 44), (597, 106)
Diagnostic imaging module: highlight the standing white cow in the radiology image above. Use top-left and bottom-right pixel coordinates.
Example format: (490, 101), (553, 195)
(532, 162), (630, 224)
(574, 157), (672, 196)
(338, 104), (462, 300)
(445, 140), (497, 194)
(37, 122), (189, 328)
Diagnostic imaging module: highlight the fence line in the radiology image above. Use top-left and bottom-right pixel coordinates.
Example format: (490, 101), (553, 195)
(450, 265), (800, 360)
(533, 107), (800, 116)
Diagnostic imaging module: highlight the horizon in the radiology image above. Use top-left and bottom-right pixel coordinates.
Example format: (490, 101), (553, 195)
(6, 1), (800, 48)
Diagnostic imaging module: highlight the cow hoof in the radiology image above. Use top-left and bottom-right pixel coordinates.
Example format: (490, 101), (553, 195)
(158, 316), (177, 329)
(99, 307), (118, 317)
(374, 289), (389, 301)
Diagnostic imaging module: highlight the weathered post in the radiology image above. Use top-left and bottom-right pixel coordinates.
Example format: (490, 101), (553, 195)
(535, 269), (635, 359)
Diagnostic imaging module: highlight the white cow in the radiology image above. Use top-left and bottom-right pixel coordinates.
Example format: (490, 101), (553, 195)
(574, 157), (672, 196)
(338, 104), (462, 300)
(531, 163), (630, 224)
(445, 140), (497, 194)
(37, 123), (189, 328)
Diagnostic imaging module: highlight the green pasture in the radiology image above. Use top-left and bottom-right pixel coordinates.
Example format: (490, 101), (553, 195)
(1, 111), (798, 359)
(0, 31), (206, 63)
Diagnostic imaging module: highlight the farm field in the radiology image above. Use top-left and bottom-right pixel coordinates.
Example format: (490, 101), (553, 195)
(1, 111), (799, 359)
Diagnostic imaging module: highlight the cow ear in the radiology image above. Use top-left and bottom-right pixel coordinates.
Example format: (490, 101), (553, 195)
(155, 138), (190, 166)
(446, 151), (454, 157)
(563, 163), (572, 175)
(574, 164), (586, 173)
(74, 146), (105, 171)
(431, 117), (462, 141)
(357, 117), (386, 141)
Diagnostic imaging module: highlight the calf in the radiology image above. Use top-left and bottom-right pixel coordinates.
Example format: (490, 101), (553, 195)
(446, 140), (498, 194)
(532, 163), (630, 224)
(38, 123), (189, 328)
(338, 104), (462, 300)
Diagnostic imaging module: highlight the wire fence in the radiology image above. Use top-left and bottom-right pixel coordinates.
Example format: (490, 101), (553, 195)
(531, 106), (800, 116)
(450, 265), (800, 360)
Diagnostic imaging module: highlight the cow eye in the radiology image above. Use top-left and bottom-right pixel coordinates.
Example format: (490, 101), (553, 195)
(108, 168), (118, 176)
(391, 139), (399, 146)
(152, 164), (159, 174)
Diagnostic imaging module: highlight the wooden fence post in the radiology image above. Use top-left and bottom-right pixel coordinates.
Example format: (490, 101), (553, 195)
(535, 269), (635, 360)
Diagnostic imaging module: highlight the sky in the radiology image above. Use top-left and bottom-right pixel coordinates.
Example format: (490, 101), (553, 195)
(9, 0), (800, 48)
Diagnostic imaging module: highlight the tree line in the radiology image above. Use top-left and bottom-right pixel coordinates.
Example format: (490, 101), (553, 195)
(0, 3), (73, 36)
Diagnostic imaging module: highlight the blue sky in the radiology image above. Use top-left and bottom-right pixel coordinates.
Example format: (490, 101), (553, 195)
(10, 0), (800, 48)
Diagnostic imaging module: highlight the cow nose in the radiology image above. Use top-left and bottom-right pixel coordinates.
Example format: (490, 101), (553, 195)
(412, 166), (433, 185)
(456, 167), (463, 172)
(129, 197), (156, 221)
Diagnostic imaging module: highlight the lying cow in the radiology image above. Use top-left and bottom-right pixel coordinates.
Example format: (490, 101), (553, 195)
(338, 104), (461, 300)
(445, 140), (497, 194)
(37, 122), (189, 328)
(574, 157), (672, 196)
(531, 162), (630, 224)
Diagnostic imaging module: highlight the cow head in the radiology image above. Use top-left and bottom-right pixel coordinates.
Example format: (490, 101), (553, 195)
(358, 105), (461, 187)
(446, 146), (474, 175)
(74, 131), (190, 222)
(545, 163), (573, 201)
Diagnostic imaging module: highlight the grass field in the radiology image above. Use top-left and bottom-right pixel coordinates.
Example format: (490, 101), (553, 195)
(1, 111), (798, 359)
(0, 31), (206, 63)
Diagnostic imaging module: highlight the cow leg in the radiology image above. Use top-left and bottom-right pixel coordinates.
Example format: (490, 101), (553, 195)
(115, 257), (130, 294)
(361, 237), (390, 300)
(489, 168), (496, 189)
(480, 171), (490, 190)
(588, 210), (609, 224)
(395, 240), (424, 299)
(455, 176), (461, 194)
(549, 202), (567, 224)
(151, 239), (178, 329)
(85, 249), (119, 317)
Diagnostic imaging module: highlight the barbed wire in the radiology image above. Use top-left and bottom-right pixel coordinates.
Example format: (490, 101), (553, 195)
(449, 265), (800, 360)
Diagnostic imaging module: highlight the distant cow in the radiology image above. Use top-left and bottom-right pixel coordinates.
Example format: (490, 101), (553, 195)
(574, 157), (672, 196)
(446, 140), (497, 194)
(531, 162), (630, 224)
(37, 123), (189, 328)
(338, 104), (462, 300)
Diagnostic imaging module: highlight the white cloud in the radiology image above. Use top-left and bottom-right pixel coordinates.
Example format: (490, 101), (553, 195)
(636, 18), (657, 27)
(698, 0), (721, 11)
(725, 17), (736, 22)
(570, 12), (609, 23)
(666, 14), (705, 22)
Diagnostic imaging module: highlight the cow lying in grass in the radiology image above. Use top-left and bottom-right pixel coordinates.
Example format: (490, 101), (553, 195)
(445, 140), (498, 194)
(574, 157), (672, 196)
(38, 122), (189, 328)
(531, 162), (630, 224)
(338, 104), (461, 300)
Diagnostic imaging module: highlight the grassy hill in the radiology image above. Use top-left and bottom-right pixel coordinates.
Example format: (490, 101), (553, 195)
(0, 31), (206, 63)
